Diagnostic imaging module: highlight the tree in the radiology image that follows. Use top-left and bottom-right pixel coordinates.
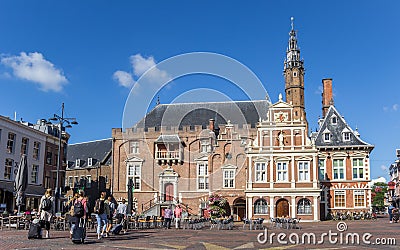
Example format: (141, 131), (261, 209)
(207, 194), (227, 218)
(371, 182), (388, 212)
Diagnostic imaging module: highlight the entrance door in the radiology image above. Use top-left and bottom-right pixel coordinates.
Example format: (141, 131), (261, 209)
(233, 198), (246, 221)
(164, 183), (174, 201)
(276, 199), (289, 217)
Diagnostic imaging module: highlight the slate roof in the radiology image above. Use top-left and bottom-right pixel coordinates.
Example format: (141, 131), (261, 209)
(156, 135), (182, 143)
(135, 100), (270, 129)
(67, 138), (112, 169)
(312, 106), (373, 149)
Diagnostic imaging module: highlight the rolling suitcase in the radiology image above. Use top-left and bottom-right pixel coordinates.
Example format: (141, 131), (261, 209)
(71, 219), (85, 244)
(111, 223), (123, 235)
(28, 222), (42, 239)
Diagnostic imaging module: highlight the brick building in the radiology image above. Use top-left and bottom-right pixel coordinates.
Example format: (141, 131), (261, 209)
(65, 138), (112, 212)
(311, 79), (374, 219)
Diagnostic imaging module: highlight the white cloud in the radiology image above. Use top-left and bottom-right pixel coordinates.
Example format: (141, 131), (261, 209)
(1, 52), (67, 92)
(113, 70), (135, 88)
(380, 165), (388, 172)
(113, 54), (171, 89)
(371, 176), (387, 185)
(393, 104), (399, 111)
(383, 104), (399, 112)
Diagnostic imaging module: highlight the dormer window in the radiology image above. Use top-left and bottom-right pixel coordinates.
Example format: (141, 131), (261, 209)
(88, 157), (93, 167)
(343, 132), (351, 141)
(331, 115), (337, 125)
(324, 132), (331, 142)
(75, 159), (81, 167)
(200, 139), (212, 153)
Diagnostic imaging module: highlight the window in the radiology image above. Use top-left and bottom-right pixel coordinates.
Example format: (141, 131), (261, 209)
(334, 190), (346, 208)
(223, 169), (235, 188)
(333, 159), (345, 180)
(46, 151), (53, 165)
(74, 176), (79, 187)
(68, 176), (73, 187)
(105, 175), (109, 183)
(323, 133), (331, 142)
(45, 176), (50, 188)
(277, 162), (288, 181)
(4, 158), (13, 180)
(86, 175), (92, 188)
(254, 199), (268, 214)
(21, 137), (29, 155)
(75, 159), (80, 167)
(88, 158), (93, 167)
(298, 161), (310, 181)
(33, 142), (40, 160)
(7, 132), (16, 153)
(352, 158), (364, 179)
(130, 141), (139, 154)
(197, 162), (209, 190)
(255, 162), (266, 182)
(318, 159), (326, 180)
(293, 71), (297, 77)
(332, 116), (337, 124)
(297, 198), (312, 214)
(31, 164), (39, 183)
(128, 164), (141, 190)
(354, 190), (365, 207)
(343, 132), (351, 141)
(320, 190), (326, 202)
(200, 139), (212, 153)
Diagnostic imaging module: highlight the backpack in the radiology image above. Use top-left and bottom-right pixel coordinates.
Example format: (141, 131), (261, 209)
(95, 199), (105, 214)
(41, 197), (52, 211)
(73, 200), (84, 218)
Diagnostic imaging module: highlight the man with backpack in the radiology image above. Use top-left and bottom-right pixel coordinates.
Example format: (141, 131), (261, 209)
(38, 188), (54, 238)
(94, 192), (109, 239)
(105, 195), (116, 237)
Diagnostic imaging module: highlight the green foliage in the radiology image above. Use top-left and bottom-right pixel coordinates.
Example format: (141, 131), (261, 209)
(207, 194), (227, 218)
(371, 182), (388, 210)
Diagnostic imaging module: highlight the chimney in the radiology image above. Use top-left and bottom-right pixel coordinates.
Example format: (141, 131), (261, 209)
(322, 78), (333, 117)
(209, 119), (215, 131)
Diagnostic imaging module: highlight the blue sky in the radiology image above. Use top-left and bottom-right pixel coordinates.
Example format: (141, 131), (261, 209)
(0, 1), (399, 180)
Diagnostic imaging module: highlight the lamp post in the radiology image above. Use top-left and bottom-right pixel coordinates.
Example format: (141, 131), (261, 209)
(49, 103), (78, 213)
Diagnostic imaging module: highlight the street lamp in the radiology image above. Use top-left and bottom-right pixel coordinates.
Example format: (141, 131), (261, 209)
(49, 103), (78, 213)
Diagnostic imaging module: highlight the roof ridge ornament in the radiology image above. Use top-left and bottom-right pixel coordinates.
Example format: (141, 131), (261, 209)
(291, 16), (294, 31)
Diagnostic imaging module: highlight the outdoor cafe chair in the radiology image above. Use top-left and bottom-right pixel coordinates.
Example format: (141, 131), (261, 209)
(291, 218), (301, 230)
(253, 218), (264, 230)
(242, 218), (251, 229)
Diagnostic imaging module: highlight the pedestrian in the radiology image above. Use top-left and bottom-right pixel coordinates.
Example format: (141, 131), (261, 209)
(388, 203), (395, 223)
(105, 195), (116, 236)
(174, 204), (182, 229)
(94, 192), (109, 239)
(115, 198), (127, 234)
(38, 188), (54, 238)
(164, 205), (173, 229)
(69, 190), (87, 239)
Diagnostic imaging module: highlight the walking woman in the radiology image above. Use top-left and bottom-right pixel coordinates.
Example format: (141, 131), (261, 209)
(94, 192), (109, 239)
(38, 188), (54, 238)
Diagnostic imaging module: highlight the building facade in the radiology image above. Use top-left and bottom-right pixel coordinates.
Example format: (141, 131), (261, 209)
(312, 79), (374, 219)
(388, 150), (400, 207)
(65, 138), (112, 212)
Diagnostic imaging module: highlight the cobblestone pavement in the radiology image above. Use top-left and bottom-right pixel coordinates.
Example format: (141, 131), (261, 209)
(0, 217), (399, 249)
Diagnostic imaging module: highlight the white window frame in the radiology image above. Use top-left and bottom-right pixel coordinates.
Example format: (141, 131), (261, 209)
(222, 167), (235, 188)
(7, 132), (16, 154)
(74, 176), (79, 187)
(318, 159), (326, 180)
(298, 161), (310, 181)
(68, 176), (73, 187)
(130, 141), (139, 154)
(88, 158), (93, 167)
(352, 158), (364, 180)
(4, 158), (13, 180)
(254, 199), (268, 214)
(332, 159), (345, 180)
(21, 137), (29, 155)
(33, 141), (40, 160)
(353, 190), (365, 208)
(331, 116), (337, 125)
(255, 162), (266, 182)
(200, 139), (212, 153)
(75, 159), (81, 167)
(343, 132), (351, 141)
(86, 175), (92, 188)
(277, 162), (288, 182)
(297, 198), (312, 215)
(323, 132), (331, 142)
(127, 163), (141, 191)
(197, 162), (209, 190)
(31, 164), (39, 184)
(334, 190), (346, 208)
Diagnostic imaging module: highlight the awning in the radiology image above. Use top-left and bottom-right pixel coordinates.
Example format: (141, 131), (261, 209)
(0, 181), (45, 197)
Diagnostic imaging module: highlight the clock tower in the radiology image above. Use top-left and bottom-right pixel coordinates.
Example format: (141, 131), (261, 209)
(284, 17), (308, 132)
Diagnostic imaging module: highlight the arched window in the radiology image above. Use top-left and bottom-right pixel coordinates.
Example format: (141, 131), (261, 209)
(297, 198), (312, 214)
(254, 199), (268, 214)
